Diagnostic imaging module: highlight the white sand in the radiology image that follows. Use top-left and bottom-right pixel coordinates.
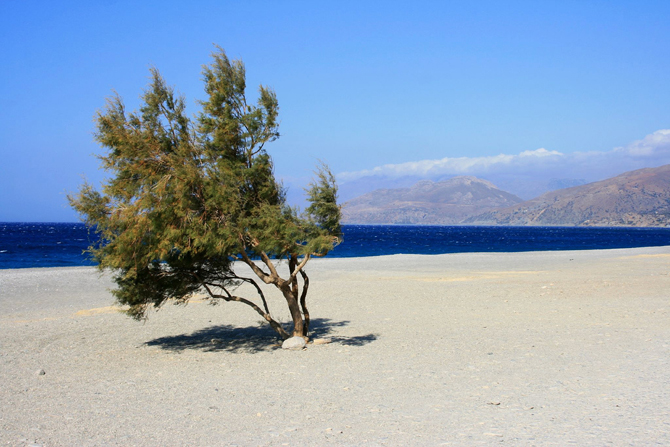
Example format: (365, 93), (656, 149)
(1, 247), (669, 446)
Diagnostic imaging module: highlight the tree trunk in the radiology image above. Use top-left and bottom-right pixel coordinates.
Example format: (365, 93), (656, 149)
(299, 269), (310, 337)
(280, 284), (304, 338)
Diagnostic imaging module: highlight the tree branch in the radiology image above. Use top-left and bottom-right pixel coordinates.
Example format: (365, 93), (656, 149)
(238, 249), (274, 285)
(258, 250), (280, 281)
(201, 282), (289, 340)
(199, 275), (270, 314)
(289, 254), (311, 281)
(238, 276), (270, 315)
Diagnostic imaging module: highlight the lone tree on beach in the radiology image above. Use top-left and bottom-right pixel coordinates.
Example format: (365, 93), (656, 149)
(69, 48), (341, 340)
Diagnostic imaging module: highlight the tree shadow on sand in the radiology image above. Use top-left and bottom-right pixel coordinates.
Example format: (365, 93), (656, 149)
(144, 318), (378, 353)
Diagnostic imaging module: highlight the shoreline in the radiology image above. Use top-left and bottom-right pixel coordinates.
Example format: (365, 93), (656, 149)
(1, 247), (669, 445)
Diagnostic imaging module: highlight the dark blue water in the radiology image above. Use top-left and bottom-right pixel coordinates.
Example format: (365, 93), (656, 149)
(335, 225), (670, 257)
(2, 222), (670, 269)
(0, 223), (100, 269)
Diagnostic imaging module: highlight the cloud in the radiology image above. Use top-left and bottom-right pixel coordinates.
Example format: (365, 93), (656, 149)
(614, 129), (670, 157)
(337, 129), (670, 201)
(338, 148), (564, 182)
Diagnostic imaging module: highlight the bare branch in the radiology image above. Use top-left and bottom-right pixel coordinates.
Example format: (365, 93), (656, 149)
(201, 282), (289, 339)
(258, 250), (280, 281)
(238, 276), (270, 315)
(239, 249), (274, 284)
(289, 254), (311, 281)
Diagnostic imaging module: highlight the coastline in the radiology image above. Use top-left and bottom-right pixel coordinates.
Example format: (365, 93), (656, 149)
(1, 247), (669, 445)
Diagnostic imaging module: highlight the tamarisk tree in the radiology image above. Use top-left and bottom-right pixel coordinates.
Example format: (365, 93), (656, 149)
(69, 48), (341, 340)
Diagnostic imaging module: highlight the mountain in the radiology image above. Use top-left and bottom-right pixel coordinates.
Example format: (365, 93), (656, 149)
(465, 165), (670, 227)
(341, 176), (523, 225)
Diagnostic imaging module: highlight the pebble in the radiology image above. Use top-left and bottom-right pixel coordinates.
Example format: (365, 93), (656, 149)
(37, 369), (46, 376)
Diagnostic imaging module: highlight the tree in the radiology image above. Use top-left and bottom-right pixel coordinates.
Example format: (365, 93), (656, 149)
(69, 48), (341, 341)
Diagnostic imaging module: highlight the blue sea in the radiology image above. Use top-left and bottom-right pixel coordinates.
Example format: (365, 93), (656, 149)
(1, 222), (670, 269)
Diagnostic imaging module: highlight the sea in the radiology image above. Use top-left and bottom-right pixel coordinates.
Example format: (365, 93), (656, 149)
(1, 222), (670, 270)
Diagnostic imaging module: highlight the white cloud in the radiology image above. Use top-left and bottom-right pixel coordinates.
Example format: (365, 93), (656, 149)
(519, 148), (562, 157)
(338, 148), (564, 182)
(614, 129), (670, 157)
(337, 129), (670, 200)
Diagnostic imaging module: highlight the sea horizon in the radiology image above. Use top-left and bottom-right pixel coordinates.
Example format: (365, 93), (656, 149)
(2, 222), (670, 270)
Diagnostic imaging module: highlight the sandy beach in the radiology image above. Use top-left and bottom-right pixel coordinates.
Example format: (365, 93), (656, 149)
(1, 247), (669, 446)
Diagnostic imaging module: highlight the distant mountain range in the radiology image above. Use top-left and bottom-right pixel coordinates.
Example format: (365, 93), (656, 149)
(341, 176), (523, 225)
(466, 165), (670, 226)
(342, 165), (670, 227)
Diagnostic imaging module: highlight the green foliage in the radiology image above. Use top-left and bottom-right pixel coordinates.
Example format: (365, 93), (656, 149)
(69, 48), (341, 324)
(304, 164), (343, 255)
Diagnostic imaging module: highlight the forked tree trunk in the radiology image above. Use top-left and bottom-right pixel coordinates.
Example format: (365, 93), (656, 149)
(237, 249), (311, 341)
(281, 284), (305, 338)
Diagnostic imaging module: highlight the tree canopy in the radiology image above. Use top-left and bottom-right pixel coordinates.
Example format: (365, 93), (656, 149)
(70, 48), (341, 340)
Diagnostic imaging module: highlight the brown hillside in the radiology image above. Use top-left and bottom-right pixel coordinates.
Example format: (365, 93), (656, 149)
(342, 176), (523, 225)
(466, 165), (670, 227)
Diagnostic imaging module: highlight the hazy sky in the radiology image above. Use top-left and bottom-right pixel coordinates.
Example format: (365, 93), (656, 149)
(2, 1), (670, 221)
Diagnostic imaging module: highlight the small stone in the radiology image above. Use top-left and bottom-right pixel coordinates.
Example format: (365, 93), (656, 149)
(282, 336), (306, 350)
(312, 338), (332, 345)
(37, 369), (46, 376)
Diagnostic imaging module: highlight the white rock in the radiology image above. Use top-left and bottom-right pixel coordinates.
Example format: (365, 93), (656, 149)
(281, 336), (306, 350)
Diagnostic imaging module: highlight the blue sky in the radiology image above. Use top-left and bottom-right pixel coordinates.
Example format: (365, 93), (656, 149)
(1, 1), (670, 221)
